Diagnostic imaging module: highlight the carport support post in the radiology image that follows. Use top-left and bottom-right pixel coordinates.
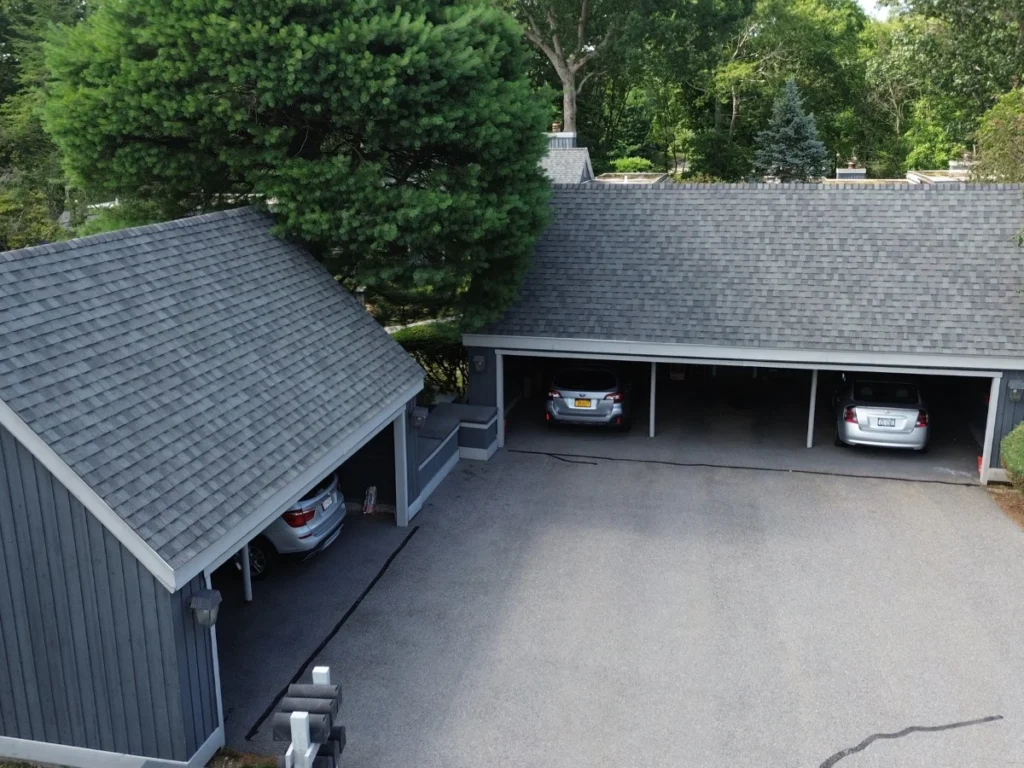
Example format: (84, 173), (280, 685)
(980, 375), (1002, 485)
(241, 545), (253, 602)
(496, 352), (505, 448)
(394, 412), (409, 526)
(806, 369), (818, 449)
(649, 362), (657, 438)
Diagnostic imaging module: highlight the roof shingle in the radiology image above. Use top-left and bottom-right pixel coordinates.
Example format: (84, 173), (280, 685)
(0, 207), (423, 569)
(489, 183), (1024, 358)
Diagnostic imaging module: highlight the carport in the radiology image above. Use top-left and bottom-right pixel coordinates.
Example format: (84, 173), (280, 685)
(463, 182), (1024, 485)
(482, 347), (1000, 482)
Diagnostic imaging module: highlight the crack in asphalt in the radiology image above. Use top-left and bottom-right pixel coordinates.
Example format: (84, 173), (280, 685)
(508, 448), (981, 486)
(818, 715), (1004, 768)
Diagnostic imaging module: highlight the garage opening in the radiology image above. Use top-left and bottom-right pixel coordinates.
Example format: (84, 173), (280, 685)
(500, 355), (991, 483)
(210, 429), (411, 743)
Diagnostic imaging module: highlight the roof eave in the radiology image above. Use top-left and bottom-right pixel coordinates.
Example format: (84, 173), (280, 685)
(461, 333), (1019, 374)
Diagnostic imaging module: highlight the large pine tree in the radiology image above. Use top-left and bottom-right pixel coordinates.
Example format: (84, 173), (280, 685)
(752, 79), (829, 182)
(43, 0), (551, 328)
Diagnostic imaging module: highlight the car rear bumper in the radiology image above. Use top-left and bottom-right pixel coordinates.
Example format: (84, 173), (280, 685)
(838, 422), (928, 450)
(270, 500), (347, 554)
(546, 401), (624, 425)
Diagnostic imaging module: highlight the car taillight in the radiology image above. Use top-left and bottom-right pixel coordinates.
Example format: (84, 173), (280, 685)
(916, 410), (929, 427)
(283, 508), (315, 528)
(604, 392), (623, 402)
(843, 406), (858, 424)
(548, 390), (562, 399)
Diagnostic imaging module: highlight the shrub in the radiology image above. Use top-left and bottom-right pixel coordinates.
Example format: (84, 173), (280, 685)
(1001, 421), (1024, 491)
(611, 156), (655, 173)
(390, 321), (467, 403)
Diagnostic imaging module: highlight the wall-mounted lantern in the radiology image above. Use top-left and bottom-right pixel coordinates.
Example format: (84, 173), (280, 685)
(472, 355), (487, 374)
(412, 406), (428, 430)
(1010, 380), (1024, 403)
(189, 589), (223, 628)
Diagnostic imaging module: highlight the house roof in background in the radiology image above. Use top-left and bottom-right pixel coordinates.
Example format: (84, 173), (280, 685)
(540, 147), (594, 185)
(0, 207), (423, 582)
(480, 182), (1024, 361)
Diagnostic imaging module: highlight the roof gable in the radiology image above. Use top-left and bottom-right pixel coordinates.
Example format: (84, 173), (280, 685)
(0, 207), (423, 586)
(540, 148), (594, 184)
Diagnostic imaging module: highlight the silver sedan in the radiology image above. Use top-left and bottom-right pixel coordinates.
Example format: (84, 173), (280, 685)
(834, 379), (929, 451)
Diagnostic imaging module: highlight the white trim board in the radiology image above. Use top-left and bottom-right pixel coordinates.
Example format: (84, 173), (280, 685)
(418, 427), (459, 472)
(408, 449), (460, 521)
(459, 414), (499, 430)
(0, 398), (178, 591)
(0, 726), (223, 768)
(462, 333), (1017, 375)
(461, 441), (498, 461)
(189, 379), (423, 583)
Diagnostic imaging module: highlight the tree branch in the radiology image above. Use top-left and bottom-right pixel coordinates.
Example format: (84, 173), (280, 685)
(577, 0), (590, 55)
(546, 6), (564, 65)
(570, 26), (614, 74)
(576, 68), (602, 95)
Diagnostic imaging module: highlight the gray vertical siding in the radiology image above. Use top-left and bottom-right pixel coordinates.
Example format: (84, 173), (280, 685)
(0, 424), (217, 762)
(174, 576), (220, 757)
(992, 371), (1024, 468)
(466, 347), (497, 408)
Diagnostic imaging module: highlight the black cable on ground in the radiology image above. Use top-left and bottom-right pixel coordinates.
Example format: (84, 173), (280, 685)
(508, 448), (982, 487)
(244, 525), (420, 741)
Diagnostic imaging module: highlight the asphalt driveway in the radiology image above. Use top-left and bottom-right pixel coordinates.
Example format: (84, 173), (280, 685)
(237, 449), (1024, 767)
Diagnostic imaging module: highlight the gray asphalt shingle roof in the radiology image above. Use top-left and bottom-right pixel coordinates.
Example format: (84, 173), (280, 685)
(540, 148), (594, 184)
(489, 183), (1024, 358)
(0, 207), (423, 570)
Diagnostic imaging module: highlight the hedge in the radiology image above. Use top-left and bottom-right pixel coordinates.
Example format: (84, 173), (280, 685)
(611, 156), (655, 173)
(390, 321), (467, 402)
(1001, 421), (1024, 491)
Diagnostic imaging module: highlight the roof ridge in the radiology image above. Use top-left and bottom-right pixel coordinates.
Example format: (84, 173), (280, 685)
(0, 205), (262, 263)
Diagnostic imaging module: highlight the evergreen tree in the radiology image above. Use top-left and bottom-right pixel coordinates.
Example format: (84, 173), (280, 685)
(43, 0), (550, 328)
(752, 78), (829, 181)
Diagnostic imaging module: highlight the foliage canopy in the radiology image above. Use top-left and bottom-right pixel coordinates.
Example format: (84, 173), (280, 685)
(44, 0), (551, 329)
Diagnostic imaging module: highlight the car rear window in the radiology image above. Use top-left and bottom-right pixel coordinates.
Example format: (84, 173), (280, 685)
(553, 369), (617, 391)
(853, 382), (919, 405)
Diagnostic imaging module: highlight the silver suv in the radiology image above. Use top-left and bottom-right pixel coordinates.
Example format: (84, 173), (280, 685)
(546, 367), (631, 429)
(244, 472), (346, 578)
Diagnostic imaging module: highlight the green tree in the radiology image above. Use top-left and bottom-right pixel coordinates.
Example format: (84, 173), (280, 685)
(753, 78), (828, 181)
(505, 0), (622, 132)
(0, 0), (84, 250)
(975, 88), (1024, 182)
(44, 0), (550, 328)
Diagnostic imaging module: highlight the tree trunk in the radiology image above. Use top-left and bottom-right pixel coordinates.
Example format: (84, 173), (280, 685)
(730, 87), (740, 139)
(562, 78), (578, 133)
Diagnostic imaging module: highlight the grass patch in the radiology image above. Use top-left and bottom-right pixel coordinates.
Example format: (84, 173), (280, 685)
(988, 486), (1024, 532)
(207, 748), (277, 768)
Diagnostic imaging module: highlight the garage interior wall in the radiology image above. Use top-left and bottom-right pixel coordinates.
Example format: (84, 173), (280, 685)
(0, 424), (218, 765)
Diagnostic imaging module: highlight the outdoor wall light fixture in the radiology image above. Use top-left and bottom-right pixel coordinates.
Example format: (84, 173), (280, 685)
(1010, 380), (1024, 403)
(189, 589), (223, 628)
(473, 355), (486, 373)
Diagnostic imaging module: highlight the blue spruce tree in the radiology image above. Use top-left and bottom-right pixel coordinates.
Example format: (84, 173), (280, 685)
(753, 79), (829, 182)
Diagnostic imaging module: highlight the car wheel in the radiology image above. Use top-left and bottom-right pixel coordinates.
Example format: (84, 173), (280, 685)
(246, 537), (276, 580)
(833, 429), (846, 448)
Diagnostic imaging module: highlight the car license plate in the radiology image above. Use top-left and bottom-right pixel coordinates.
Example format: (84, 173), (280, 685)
(321, 495), (333, 511)
(877, 418), (896, 427)
(574, 398), (591, 408)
